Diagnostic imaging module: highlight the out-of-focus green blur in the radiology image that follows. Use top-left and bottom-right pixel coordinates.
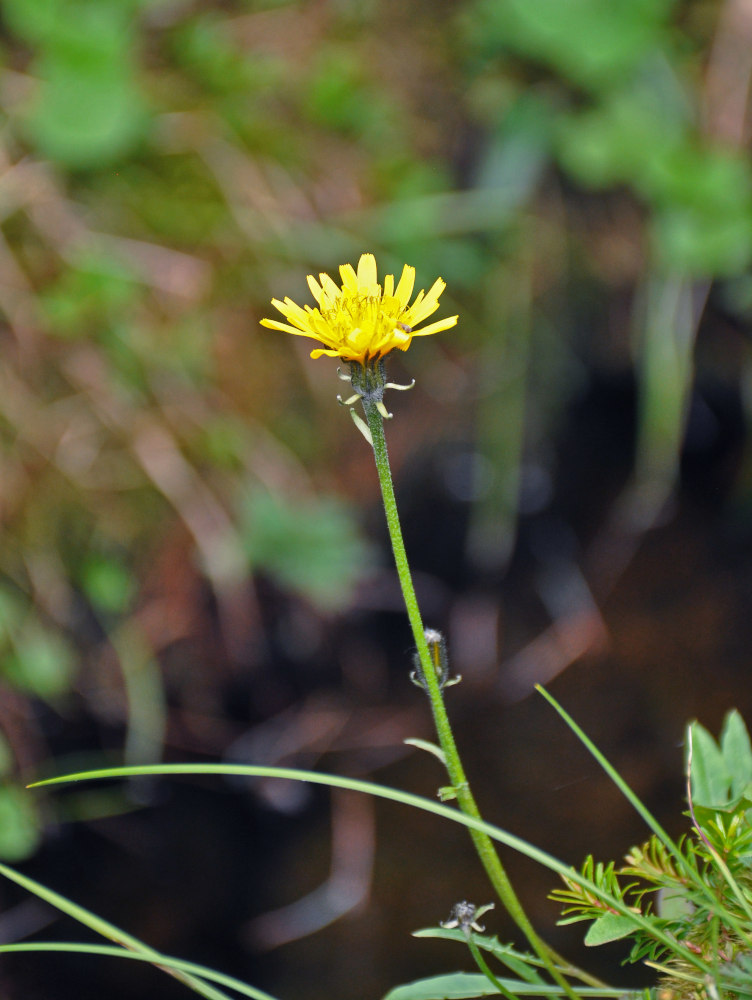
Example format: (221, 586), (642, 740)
(1, 3), (752, 994)
(0, 0), (747, 840)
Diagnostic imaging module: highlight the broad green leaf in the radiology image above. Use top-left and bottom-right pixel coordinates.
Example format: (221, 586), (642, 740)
(583, 911), (636, 946)
(720, 710), (752, 800)
(643, 146), (752, 213)
(383, 973), (520, 999)
(383, 973), (627, 999)
(689, 720), (730, 807)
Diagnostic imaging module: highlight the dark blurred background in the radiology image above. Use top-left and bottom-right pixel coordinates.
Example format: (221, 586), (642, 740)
(1, 0), (752, 997)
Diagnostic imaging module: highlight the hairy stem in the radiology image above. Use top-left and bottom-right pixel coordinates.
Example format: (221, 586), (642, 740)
(362, 395), (595, 997)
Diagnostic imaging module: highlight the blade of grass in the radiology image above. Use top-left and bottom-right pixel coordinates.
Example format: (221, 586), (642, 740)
(465, 934), (523, 1000)
(535, 686), (677, 849)
(0, 862), (235, 1000)
(0, 943), (279, 1000)
(28, 763), (712, 977)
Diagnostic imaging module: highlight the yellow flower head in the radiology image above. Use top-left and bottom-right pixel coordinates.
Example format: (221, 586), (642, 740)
(261, 253), (458, 363)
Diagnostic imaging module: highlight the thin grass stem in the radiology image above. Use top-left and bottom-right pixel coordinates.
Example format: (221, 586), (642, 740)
(29, 762), (713, 976)
(0, 862), (235, 1000)
(466, 934), (523, 1000)
(0, 943), (278, 1000)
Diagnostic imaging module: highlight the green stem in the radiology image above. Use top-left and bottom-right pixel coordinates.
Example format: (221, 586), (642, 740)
(362, 395), (591, 998)
(466, 934), (521, 1000)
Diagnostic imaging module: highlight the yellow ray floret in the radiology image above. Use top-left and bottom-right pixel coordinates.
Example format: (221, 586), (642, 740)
(260, 253), (458, 363)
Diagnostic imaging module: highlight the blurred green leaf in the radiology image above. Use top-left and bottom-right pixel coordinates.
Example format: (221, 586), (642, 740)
(0, 732), (14, 777)
(304, 47), (396, 142)
(645, 148), (752, 275)
(643, 146), (751, 210)
(3, 626), (76, 700)
(196, 417), (247, 471)
(465, 0), (675, 91)
(114, 160), (226, 242)
(0, 784), (42, 861)
(81, 556), (136, 615)
(557, 91), (681, 190)
(8, 0), (148, 167)
(657, 887), (695, 921)
(27, 55), (147, 168)
(40, 256), (139, 337)
(142, 316), (213, 387)
(1, 0), (170, 45)
(239, 489), (371, 612)
(651, 206), (752, 276)
(1, 0), (63, 45)
(170, 13), (280, 97)
(0, 588), (23, 642)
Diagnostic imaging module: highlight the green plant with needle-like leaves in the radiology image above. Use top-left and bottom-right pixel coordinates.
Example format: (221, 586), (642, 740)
(548, 708), (752, 1000)
(5, 255), (752, 1000)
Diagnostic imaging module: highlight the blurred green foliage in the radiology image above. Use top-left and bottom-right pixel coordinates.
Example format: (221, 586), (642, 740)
(466, 0), (752, 275)
(0, 783), (41, 861)
(0, 586), (75, 698)
(0, 0), (750, 863)
(239, 489), (372, 612)
(4, 0), (149, 167)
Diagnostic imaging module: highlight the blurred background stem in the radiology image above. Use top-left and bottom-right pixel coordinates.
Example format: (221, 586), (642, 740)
(631, 273), (710, 526)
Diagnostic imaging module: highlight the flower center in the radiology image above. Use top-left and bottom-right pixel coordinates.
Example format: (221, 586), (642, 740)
(322, 294), (399, 352)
